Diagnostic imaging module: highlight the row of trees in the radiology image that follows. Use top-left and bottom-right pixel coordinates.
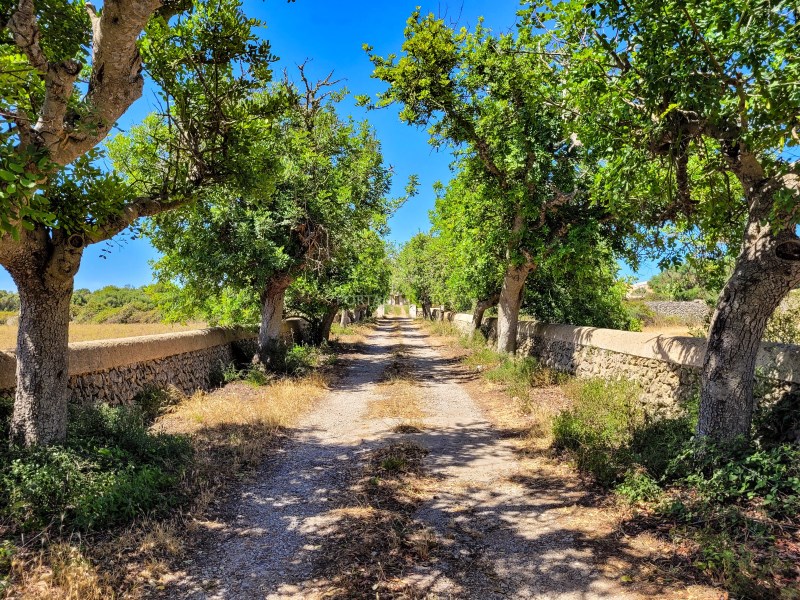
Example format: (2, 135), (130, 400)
(372, 0), (800, 443)
(0, 1), (399, 446)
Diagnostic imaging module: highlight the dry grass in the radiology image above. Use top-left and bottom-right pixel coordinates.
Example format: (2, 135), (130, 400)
(4, 371), (331, 600)
(392, 420), (428, 434)
(158, 372), (331, 514)
(330, 320), (377, 346)
(367, 344), (426, 421)
(367, 381), (426, 420)
(311, 441), (438, 599)
(0, 322), (207, 350)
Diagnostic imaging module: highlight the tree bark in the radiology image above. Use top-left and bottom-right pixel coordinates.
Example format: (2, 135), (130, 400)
(317, 303), (338, 344)
(257, 276), (291, 364)
(699, 206), (800, 441)
(496, 263), (532, 354)
(8, 235), (82, 446)
(421, 301), (432, 320)
(472, 293), (499, 333)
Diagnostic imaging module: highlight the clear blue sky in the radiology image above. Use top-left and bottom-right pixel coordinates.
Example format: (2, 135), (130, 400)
(0, 0), (658, 291)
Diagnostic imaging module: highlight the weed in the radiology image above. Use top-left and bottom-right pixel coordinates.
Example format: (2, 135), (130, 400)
(0, 404), (191, 532)
(135, 385), (186, 421)
(221, 361), (243, 384)
(392, 420), (427, 434)
(616, 468), (662, 504)
(551, 378), (643, 486)
(551, 378), (800, 596)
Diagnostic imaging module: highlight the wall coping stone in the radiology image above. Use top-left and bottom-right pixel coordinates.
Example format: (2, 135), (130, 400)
(0, 327), (256, 389)
(452, 313), (800, 384)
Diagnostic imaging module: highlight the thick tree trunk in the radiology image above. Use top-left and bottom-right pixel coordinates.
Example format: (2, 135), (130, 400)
(317, 303), (338, 344)
(472, 293), (499, 333)
(496, 263), (531, 354)
(699, 213), (800, 441)
(7, 235), (82, 446)
(257, 277), (291, 364)
(10, 279), (73, 446)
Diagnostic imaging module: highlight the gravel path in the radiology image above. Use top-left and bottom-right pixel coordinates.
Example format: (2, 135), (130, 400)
(164, 317), (639, 599)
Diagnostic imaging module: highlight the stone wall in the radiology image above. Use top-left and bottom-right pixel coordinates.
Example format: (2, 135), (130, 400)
(451, 313), (800, 416)
(644, 300), (710, 322)
(0, 327), (263, 406)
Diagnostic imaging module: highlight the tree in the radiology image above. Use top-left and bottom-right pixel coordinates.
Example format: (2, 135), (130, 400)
(430, 176), (506, 329)
(0, 0), (272, 445)
(393, 232), (448, 319)
(551, 0), (800, 440)
(286, 229), (391, 343)
(432, 167), (636, 331)
(140, 72), (399, 363)
(365, 12), (619, 352)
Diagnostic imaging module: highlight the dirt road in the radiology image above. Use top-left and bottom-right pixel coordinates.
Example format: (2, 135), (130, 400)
(163, 317), (681, 599)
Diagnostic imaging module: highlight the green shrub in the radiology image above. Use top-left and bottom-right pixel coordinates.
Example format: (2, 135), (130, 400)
(678, 442), (800, 520)
(484, 356), (569, 411)
(0, 404), (191, 531)
(463, 345), (504, 370)
(282, 344), (318, 375)
(551, 377), (800, 596)
(616, 469), (662, 503)
(243, 365), (272, 386)
(552, 379), (643, 486)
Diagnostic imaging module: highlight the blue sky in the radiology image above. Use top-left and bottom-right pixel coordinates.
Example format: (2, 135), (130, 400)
(0, 0), (658, 291)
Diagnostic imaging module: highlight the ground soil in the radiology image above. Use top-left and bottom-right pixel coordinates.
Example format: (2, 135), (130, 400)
(157, 317), (721, 599)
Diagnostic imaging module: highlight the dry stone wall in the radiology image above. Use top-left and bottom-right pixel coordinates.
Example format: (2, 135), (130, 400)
(644, 300), (710, 322)
(0, 327), (261, 406)
(451, 313), (800, 416)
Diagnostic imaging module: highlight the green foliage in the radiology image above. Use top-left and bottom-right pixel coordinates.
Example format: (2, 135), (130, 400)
(552, 379), (645, 486)
(522, 258), (637, 330)
(0, 291), (18, 312)
(0, 405), (191, 531)
(392, 233), (448, 308)
(616, 469), (662, 504)
(484, 356), (568, 407)
(70, 285), (164, 324)
(551, 376), (800, 596)
(136, 73), (399, 331)
(286, 230), (392, 341)
(369, 11), (630, 328)
(681, 443), (800, 520)
(647, 261), (726, 303)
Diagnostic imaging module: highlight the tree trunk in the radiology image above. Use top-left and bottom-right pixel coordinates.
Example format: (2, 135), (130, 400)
(472, 293), (499, 333)
(699, 213), (800, 441)
(257, 277), (291, 364)
(8, 238), (82, 446)
(317, 303), (338, 344)
(496, 263), (531, 354)
(421, 301), (432, 320)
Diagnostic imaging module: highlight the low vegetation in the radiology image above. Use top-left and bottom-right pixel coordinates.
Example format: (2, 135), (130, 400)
(0, 343), (333, 598)
(551, 382), (800, 598)
(424, 320), (800, 598)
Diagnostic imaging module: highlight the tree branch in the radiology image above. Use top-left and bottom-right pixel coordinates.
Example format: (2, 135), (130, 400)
(85, 192), (194, 244)
(7, 0), (47, 74)
(52, 0), (163, 166)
